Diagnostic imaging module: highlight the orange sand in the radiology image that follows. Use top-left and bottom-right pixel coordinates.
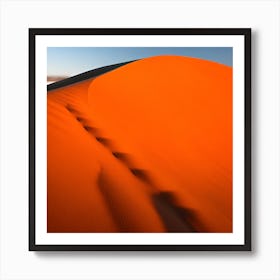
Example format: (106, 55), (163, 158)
(47, 55), (232, 233)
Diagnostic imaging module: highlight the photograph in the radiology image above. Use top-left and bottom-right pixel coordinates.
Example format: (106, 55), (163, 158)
(29, 28), (251, 250)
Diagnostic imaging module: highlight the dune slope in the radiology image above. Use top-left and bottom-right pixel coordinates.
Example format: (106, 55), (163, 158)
(47, 55), (232, 233)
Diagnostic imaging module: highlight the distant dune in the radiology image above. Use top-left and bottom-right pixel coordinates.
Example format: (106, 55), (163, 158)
(47, 55), (232, 233)
(47, 76), (69, 84)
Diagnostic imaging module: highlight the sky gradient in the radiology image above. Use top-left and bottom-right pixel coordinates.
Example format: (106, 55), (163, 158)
(47, 47), (232, 77)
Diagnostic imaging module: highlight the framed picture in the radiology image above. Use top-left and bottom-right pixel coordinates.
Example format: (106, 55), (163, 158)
(29, 28), (251, 251)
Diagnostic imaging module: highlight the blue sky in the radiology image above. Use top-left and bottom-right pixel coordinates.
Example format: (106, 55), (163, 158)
(47, 47), (232, 77)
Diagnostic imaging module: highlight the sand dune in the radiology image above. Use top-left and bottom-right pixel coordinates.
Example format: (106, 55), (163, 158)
(47, 55), (232, 233)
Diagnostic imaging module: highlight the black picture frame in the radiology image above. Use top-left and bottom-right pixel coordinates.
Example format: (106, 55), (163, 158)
(29, 28), (251, 251)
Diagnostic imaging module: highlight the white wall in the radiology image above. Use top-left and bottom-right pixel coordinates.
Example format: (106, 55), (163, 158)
(0, 0), (279, 279)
